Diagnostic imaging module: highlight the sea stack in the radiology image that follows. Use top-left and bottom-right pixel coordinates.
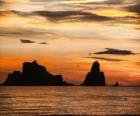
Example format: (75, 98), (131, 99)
(114, 82), (119, 87)
(2, 60), (73, 86)
(81, 61), (106, 86)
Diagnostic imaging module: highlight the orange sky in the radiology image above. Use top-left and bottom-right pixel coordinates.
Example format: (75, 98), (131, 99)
(0, 0), (140, 85)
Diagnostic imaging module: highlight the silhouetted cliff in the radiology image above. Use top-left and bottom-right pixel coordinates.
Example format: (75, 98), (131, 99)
(114, 82), (119, 87)
(81, 61), (106, 86)
(2, 60), (73, 86)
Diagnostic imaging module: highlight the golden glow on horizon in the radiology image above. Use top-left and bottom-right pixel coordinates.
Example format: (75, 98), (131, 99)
(0, 53), (140, 85)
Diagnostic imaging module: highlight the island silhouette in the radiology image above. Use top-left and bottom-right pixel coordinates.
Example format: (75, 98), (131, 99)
(2, 60), (107, 86)
(81, 61), (106, 86)
(2, 60), (73, 86)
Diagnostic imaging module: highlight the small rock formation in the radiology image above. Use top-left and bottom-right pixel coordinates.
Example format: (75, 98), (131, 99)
(2, 60), (73, 86)
(81, 61), (106, 86)
(114, 82), (119, 87)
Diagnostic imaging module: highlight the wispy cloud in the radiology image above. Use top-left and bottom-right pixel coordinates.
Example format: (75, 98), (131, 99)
(0, 27), (52, 37)
(33, 10), (112, 22)
(125, 4), (140, 15)
(83, 0), (124, 5)
(0, 10), (112, 23)
(39, 42), (48, 44)
(83, 56), (123, 62)
(95, 48), (135, 55)
(102, 0), (124, 5)
(20, 39), (48, 44)
(20, 39), (35, 43)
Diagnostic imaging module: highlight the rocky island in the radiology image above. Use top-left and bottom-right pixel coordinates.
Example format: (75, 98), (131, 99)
(2, 60), (73, 86)
(2, 60), (107, 86)
(81, 61), (106, 86)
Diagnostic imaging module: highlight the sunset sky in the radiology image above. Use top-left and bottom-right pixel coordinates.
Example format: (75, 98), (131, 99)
(0, 0), (140, 86)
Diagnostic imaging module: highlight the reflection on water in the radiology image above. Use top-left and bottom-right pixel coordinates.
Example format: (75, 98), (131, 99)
(0, 87), (140, 115)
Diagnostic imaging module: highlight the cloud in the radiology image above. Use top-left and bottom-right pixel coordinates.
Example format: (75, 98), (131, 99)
(39, 42), (48, 44)
(0, 27), (51, 37)
(82, 0), (124, 5)
(83, 56), (123, 62)
(20, 39), (35, 43)
(0, 10), (32, 18)
(30, 0), (67, 2)
(0, 10), (112, 23)
(95, 48), (135, 55)
(33, 10), (112, 22)
(102, 0), (124, 5)
(0, 0), (4, 5)
(20, 40), (48, 44)
(125, 4), (140, 15)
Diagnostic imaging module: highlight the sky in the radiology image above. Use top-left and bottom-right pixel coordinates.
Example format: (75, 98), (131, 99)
(0, 0), (140, 86)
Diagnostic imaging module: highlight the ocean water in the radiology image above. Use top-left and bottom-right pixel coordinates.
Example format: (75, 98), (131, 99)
(0, 87), (140, 115)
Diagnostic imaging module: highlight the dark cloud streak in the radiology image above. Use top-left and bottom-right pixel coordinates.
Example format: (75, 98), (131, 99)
(102, 0), (124, 5)
(39, 42), (48, 44)
(95, 48), (135, 55)
(0, 10), (112, 22)
(83, 56), (123, 62)
(20, 39), (35, 43)
(80, 0), (124, 5)
(33, 10), (112, 22)
(125, 4), (140, 15)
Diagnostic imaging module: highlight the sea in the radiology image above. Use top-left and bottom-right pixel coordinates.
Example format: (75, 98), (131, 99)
(0, 86), (140, 116)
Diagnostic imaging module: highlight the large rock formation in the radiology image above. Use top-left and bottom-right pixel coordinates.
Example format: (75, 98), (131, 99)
(2, 60), (73, 86)
(81, 61), (106, 86)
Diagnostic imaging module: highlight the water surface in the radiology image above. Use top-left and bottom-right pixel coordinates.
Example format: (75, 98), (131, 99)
(0, 87), (140, 115)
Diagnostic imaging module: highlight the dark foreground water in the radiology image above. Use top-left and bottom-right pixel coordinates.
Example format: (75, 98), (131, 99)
(0, 87), (140, 116)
